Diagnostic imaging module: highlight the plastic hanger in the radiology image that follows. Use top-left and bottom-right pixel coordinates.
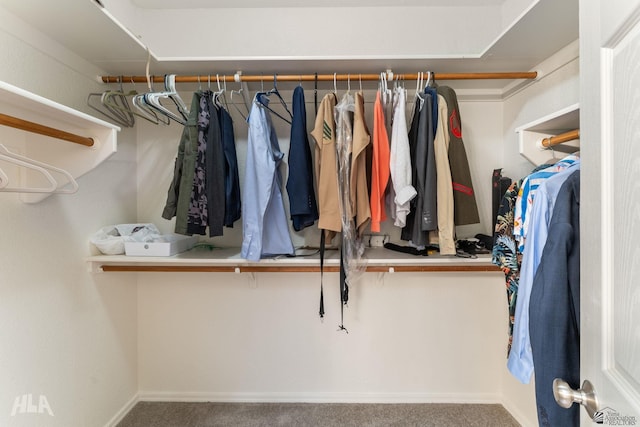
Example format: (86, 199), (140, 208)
(255, 74), (293, 125)
(105, 77), (136, 124)
(131, 75), (164, 125)
(87, 77), (135, 127)
(143, 74), (190, 125)
(230, 83), (249, 121)
(0, 146), (57, 193)
(97, 77), (135, 127)
(105, 77), (168, 126)
(212, 74), (230, 111)
(424, 71), (432, 90)
(131, 49), (171, 125)
(0, 144), (79, 194)
(414, 72), (425, 111)
(0, 166), (9, 189)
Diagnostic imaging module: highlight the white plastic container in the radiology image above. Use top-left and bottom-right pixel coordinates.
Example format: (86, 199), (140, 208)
(124, 234), (198, 257)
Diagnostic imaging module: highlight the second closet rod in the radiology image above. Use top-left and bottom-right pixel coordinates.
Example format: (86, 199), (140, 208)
(101, 71), (538, 84)
(0, 113), (95, 147)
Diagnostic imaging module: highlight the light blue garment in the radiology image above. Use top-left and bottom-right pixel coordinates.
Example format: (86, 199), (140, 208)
(514, 155), (580, 252)
(507, 161), (580, 383)
(241, 95), (294, 261)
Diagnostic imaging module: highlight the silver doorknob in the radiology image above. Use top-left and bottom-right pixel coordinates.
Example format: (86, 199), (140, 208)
(553, 378), (599, 419)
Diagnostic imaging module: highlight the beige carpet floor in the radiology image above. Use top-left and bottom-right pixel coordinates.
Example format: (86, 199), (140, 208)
(117, 402), (521, 427)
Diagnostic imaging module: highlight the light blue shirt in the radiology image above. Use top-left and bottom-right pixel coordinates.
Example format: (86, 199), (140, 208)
(514, 155), (580, 252)
(241, 95), (294, 261)
(507, 161), (580, 383)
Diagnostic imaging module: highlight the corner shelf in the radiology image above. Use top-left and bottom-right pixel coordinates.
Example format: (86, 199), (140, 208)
(516, 103), (580, 166)
(87, 247), (500, 274)
(0, 81), (119, 203)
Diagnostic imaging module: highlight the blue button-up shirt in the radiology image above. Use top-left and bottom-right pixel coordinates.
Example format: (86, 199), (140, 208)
(241, 95), (294, 261)
(507, 161), (580, 383)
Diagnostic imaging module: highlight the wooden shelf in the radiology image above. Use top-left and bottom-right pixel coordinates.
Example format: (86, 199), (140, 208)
(516, 103), (580, 166)
(0, 81), (118, 203)
(87, 247), (500, 273)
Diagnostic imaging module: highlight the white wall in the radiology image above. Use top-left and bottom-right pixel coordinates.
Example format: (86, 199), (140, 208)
(0, 8), (138, 427)
(134, 81), (512, 404)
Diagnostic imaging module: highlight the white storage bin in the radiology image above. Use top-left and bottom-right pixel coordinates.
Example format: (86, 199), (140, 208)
(124, 234), (198, 257)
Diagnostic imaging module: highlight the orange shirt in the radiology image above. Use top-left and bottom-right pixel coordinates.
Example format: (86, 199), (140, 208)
(369, 90), (390, 232)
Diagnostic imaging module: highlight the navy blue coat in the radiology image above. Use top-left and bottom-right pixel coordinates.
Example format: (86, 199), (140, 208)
(529, 170), (580, 427)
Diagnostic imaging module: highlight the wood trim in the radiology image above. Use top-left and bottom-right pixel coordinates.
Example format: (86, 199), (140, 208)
(99, 264), (500, 273)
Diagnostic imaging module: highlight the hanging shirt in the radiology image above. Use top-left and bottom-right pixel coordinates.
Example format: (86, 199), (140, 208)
(218, 104), (241, 228)
(162, 92), (201, 235)
(286, 86), (318, 231)
(492, 179), (523, 356)
(370, 90), (391, 232)
(389, 87), (416, 228)
(401, 93), (432, 246)
(351, 92), (372, 235)
(513, 154), (580, 252)
(507, 161), (580, 384)
(529, 169), (580, 427)
(310, 93), (340, 240)
(335, 92), (367, 285)
(241, 94), (294, 261)
(437, 85), (480, 226)
(206, 95), (226, 237)
(186, 92), (210, 234)
(422, 92), (438, 233)
(433, 94), (455, 255)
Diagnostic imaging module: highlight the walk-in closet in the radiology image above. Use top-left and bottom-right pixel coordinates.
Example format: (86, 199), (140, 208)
(1, 1), (639, 426)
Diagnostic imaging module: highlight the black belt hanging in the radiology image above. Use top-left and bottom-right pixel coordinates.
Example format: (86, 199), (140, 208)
(318, 230), (348, 333)
(338, 236), (348, 333)
(319, 231), (325, 319)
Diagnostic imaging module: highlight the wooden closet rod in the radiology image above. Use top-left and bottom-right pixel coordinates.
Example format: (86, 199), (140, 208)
(0, 113), (94, 147)
(101, 71), (538, 84)
(541, 129), (580, 148)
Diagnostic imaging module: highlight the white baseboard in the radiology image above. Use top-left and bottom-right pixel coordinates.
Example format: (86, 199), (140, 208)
(137, 391), (502, 405)
(104, 393), (139, 427)
(501, 398), (537, 427)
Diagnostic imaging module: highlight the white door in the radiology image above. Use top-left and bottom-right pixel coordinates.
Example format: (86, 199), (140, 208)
(579, 0), (640, 424)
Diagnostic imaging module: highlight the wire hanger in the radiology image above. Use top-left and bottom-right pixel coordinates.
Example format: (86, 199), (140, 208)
(0, 144), (79, 194)
(255, 74), (293, 125)
(87, 76), (135, 127)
